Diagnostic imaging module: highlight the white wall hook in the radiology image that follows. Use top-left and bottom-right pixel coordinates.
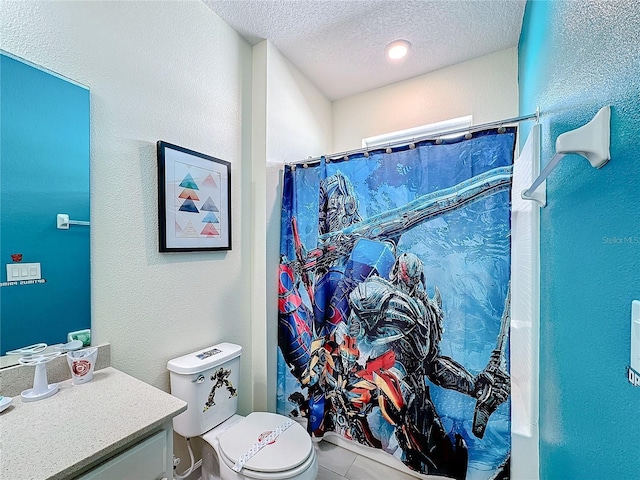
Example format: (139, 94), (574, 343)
(57, 213), (90, 229)
(556, 105), (610, 168)
(522, 106), (610, 205)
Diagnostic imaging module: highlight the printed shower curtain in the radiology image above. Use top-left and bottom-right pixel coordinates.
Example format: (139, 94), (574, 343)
(277, 128), (515, 480)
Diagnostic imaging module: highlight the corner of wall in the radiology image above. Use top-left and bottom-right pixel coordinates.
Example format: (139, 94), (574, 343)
(250, 40), (269, 412)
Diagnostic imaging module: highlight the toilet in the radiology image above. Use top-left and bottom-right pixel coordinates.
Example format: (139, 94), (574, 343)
(168, 343), (318, 480)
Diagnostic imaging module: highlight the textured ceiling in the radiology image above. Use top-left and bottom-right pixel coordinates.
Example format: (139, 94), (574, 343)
(204, 0), (527, 100)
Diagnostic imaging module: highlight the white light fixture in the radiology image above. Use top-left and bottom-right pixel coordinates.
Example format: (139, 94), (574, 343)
(386, 39), (411, 61)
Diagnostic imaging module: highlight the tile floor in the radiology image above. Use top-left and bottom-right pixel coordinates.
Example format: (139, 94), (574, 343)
(315, 441), (419, 480)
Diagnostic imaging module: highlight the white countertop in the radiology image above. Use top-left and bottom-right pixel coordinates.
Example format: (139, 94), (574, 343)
(0, 367), (187, 480)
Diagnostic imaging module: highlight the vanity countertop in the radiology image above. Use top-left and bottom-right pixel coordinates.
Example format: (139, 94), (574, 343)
(0, 366), (187, 480)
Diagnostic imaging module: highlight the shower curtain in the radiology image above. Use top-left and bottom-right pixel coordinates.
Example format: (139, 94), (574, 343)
(277, 128), (515, 480)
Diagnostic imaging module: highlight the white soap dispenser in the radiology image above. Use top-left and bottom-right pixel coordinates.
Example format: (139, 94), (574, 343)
(631, 300), (640, 373)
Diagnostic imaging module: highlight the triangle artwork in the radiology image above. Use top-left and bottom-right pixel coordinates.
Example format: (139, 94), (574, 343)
(173, 162), (222, 239)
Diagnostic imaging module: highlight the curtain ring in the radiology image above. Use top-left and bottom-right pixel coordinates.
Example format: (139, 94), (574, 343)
(343, 155), (349, 161)
(465, 131), (473, 140)
(498, 125), (506, 134)
(409, 142), (416, 149)
(291, 164), (296, 171)
(386, 147), (392, 154)
(364, 151), (370, 158)
(303, 163), (308, 169)
(435, 138), (443, 145)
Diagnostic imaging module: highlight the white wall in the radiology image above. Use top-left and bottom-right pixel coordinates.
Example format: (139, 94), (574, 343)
(252, 41), (332, 411)
(332, 48), (519, 151)
(0, 0), (254, 411)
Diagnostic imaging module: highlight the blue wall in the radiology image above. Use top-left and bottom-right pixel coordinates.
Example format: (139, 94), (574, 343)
(519, 1), (640, 478)
(1, 53), (90, 354)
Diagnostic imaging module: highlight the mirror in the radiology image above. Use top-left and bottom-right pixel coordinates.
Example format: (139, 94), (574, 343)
(0, 51), (90, 362)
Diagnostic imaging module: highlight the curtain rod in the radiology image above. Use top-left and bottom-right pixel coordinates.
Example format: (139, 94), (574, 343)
(286, 108), (540, 167)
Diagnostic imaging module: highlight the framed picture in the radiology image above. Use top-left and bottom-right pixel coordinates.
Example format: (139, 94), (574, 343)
(157, 141), (231, 252)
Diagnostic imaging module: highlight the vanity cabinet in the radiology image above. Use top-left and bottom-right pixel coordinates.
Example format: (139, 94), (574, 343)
(76, 427), (170, 480)
(0, 367), (186, 480)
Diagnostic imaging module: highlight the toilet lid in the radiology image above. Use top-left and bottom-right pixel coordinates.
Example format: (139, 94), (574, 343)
(218, 412), (313, 473)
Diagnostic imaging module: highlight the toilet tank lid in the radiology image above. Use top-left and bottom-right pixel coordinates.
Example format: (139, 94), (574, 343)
(167, 343), (242, 374)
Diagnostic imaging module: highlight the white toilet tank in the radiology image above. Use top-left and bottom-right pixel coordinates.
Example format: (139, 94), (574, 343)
(168, 343), (242, 438)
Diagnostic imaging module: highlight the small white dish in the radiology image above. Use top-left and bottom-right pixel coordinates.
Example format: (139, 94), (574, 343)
(0, 396), (13, 413)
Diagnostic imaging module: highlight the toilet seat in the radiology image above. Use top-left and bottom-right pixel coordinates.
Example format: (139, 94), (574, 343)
(217, 412), (315, 478)
(218, 446), (316, 479)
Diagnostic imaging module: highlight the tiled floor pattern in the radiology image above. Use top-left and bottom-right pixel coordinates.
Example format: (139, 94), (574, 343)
(315, 441), (418, 480)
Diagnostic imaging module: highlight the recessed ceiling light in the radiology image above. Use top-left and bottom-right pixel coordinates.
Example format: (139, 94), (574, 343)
(386, 39), (411, 61)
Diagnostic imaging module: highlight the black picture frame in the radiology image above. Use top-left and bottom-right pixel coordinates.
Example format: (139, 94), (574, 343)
(157, 141), (231, 252)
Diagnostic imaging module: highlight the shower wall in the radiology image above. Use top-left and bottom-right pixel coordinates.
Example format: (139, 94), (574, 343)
(519, 1), (640, 478)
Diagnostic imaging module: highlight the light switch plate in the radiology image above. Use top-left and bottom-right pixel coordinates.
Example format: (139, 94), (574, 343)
(5, 262), (41, 281)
